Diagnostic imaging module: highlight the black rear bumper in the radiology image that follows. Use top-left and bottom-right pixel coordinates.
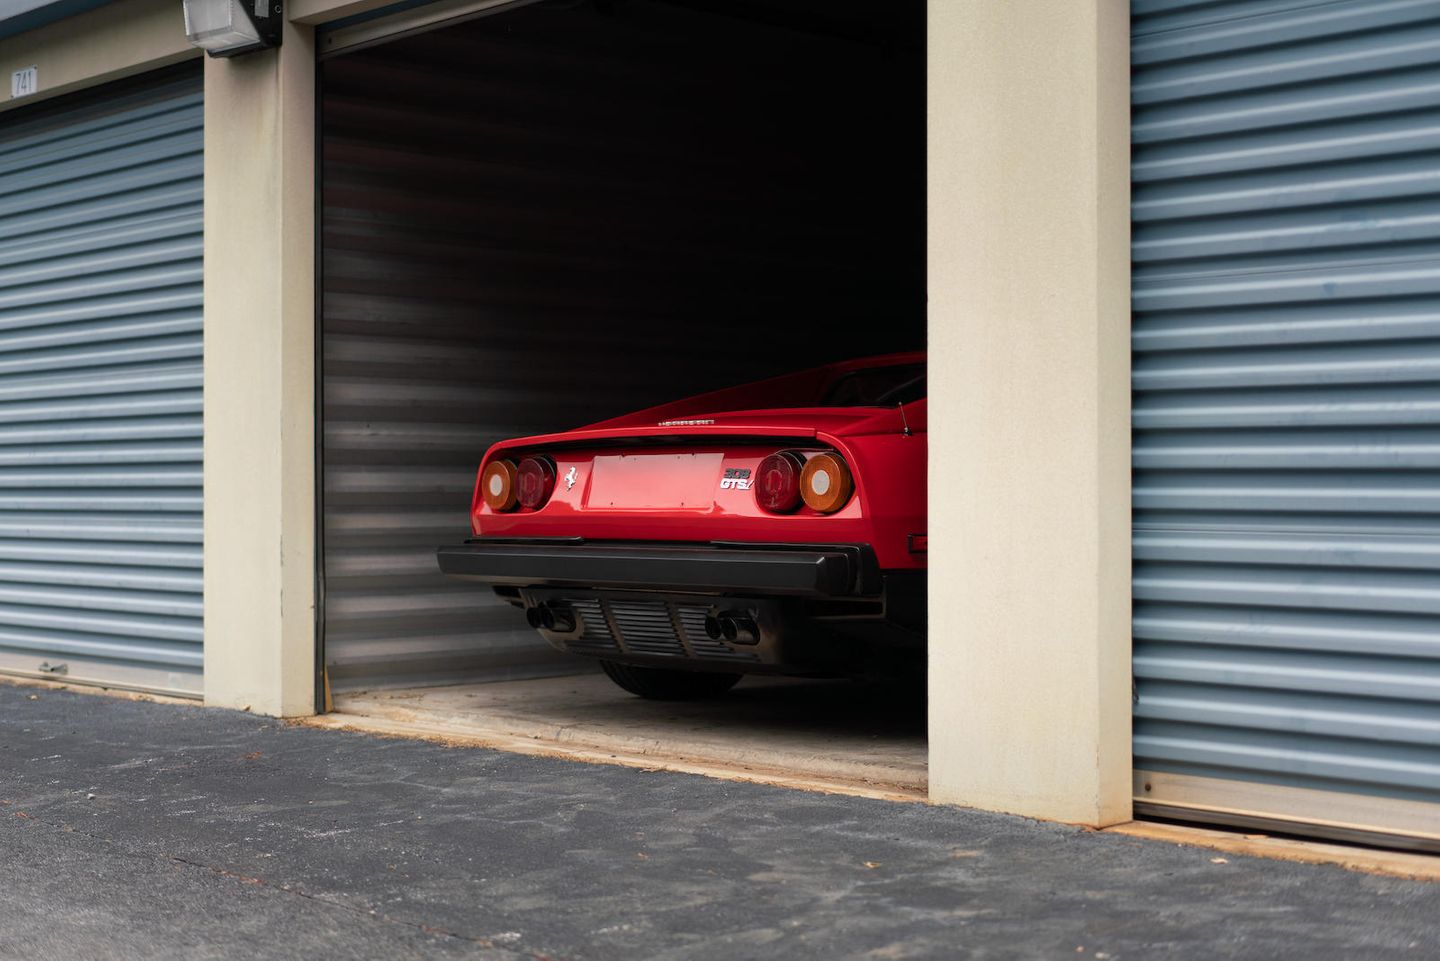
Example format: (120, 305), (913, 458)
(435, 539), (880, 598)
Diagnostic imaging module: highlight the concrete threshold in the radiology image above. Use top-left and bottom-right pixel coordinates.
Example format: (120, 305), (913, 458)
(1106, 820), (1440, 883)
(312, 673), (928, 802)
(0, 673), (196, 706)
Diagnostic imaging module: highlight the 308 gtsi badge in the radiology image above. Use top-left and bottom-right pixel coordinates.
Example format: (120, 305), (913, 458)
(719, 467), (752, 491)
(436, 353), (926, 700)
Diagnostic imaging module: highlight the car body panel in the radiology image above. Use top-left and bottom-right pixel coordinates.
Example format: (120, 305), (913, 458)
(470, 431), (924, 571)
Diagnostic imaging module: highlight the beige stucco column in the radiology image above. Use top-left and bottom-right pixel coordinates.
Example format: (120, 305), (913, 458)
(926, 0), (1132, 826)
(202, 23), (317, 716)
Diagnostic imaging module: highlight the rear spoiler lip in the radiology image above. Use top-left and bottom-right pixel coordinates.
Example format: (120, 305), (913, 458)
(483, 425), (822, 459)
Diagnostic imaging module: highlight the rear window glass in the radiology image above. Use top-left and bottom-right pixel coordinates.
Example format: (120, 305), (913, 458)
(822, 364), (926, 407)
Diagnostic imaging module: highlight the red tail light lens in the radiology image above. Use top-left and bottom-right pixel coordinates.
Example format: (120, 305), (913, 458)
(480, 459), (519, 512)
(516, 456), (556, 510)
(755, 451), (803, 513)
(800, 452), (853, 513)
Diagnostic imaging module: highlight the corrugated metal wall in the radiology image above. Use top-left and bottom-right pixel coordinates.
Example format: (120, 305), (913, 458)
(1131, 0), (1440, 845)
(0, 68), (203, 696)
(320, 1), (924, 692)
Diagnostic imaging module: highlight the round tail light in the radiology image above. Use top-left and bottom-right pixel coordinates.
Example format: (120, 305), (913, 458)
(755, 451), (804, 513)
(516, 456), (557, 510)
(800, 452), (853, 513)
(480, 459), (519, 512)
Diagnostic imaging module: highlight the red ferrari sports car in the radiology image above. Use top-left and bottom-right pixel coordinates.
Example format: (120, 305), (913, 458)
(437, 353), (926, 699)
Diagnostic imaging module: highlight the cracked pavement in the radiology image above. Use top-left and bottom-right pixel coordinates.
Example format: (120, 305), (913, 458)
(1, 684), (1438, 961)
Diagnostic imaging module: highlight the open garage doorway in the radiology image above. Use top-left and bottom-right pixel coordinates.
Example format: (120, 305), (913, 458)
(317, 0), (925, 792)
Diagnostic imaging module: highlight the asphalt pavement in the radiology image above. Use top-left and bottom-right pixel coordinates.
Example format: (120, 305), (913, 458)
(1, 683), (1437, 961)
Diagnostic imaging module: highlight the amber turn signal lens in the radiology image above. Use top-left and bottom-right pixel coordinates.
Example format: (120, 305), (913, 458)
(481, 459), (519, 512)
(800, 452), (853, 513)
(516, 456), (557, 510)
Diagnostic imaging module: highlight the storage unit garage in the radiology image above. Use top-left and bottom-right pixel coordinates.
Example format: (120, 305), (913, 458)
(1131, 0), (1440, 848)
(5, 0), (1437, 854)
(0, 66), (203, 696)
(317, 0), (924, 694)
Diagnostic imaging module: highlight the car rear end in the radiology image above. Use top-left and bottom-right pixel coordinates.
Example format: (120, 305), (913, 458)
(437, 411), (925, 677)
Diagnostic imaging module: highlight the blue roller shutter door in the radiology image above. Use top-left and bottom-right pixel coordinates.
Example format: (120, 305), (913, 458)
(0, 68), (203, 696)
(1131, 0), (1440, 849)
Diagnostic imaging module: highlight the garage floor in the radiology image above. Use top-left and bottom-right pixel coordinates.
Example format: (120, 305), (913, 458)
(324, 675), (927, 799)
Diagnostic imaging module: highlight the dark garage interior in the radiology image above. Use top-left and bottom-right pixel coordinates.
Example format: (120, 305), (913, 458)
(317, 0), (925, 781)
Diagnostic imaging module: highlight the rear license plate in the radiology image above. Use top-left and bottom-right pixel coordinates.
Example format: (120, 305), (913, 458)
(585, 453), (723, 510)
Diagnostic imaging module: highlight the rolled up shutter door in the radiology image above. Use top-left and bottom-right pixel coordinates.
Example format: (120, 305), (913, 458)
(1131, 0), (1440, 850)
(0, 67), (203, 696)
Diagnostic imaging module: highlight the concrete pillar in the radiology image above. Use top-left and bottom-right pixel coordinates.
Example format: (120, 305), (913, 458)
(926, 0), (1132, 826)
(202, 23), (317, 716)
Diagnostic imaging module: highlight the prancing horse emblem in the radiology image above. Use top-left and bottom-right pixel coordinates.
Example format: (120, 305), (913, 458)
(564, 466), (578, 491)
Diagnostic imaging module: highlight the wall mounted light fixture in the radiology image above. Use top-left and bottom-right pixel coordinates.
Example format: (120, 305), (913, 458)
(183, 0), (282, 57)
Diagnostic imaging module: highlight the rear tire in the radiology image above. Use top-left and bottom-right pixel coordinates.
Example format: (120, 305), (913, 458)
(599, 660), (743, 700)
